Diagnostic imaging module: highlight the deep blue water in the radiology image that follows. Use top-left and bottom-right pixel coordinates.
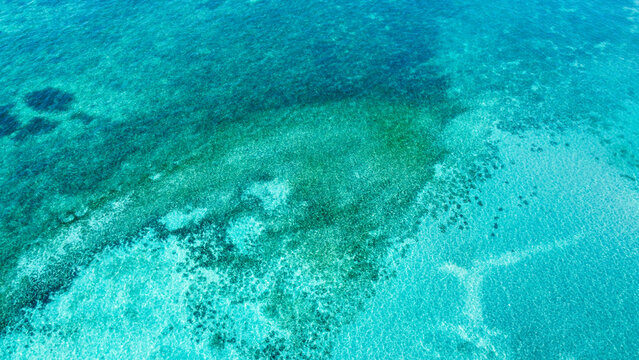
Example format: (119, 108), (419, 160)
(0, 0), (638, 359)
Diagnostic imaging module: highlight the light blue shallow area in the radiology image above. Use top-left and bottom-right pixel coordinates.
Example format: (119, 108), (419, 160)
(334, 131), (639, 359)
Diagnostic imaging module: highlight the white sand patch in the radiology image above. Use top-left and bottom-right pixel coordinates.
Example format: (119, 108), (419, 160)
(226, 216), (265, 255)
(244, 179), (290, 213)
(160, 207), (208, 231)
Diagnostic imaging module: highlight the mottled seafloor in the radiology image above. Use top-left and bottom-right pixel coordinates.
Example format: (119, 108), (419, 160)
(0, 0), (638, 359)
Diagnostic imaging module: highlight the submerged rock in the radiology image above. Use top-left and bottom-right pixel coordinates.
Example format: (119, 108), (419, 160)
(70, 112), (96, 124)
(0, 104), (19, 137)
(14, 117), (58, 141)
(73, 205), (89, 219)
(24, 87), (74, 112)
(56, 205), (89, 225)
(58, 212), (76, 224)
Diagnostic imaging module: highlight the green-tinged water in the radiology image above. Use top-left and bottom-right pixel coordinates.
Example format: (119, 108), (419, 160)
(1, 0), (638, 359)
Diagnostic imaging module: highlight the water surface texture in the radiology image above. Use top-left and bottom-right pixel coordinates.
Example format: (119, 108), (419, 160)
(1, 0), (638, 359)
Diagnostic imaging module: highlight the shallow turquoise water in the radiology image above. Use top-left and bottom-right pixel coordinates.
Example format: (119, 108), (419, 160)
(0, 0), (638, 359)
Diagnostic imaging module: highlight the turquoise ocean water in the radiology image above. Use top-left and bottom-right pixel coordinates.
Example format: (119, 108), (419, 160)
(0, 0), (638, 358)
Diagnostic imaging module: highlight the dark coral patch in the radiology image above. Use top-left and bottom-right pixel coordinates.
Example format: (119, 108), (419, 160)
(0, 104), (19, 137)
(24, 117), (58, 135)
(24, 87), (74, 112)
(14, 117), (58, 141)
(70, 112), (96, 125)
